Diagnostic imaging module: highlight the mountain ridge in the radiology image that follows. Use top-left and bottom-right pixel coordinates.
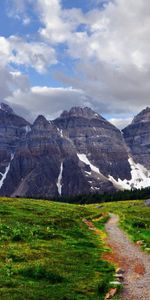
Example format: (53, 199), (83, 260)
(0, 102), (150, 198)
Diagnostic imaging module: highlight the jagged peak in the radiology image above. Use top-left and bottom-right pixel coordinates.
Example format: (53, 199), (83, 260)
(60, 106), (105, 120)
(132, 107), (150, 124)
(33, 115), (49, 127)
(0, 102), (14, 114)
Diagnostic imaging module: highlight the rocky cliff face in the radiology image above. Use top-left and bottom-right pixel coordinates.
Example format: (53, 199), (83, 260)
(123, 107), (150, 168)
(0, 103), (150, 198)
(54, 107), (131, 181)
(0, 103), (30, 191)
(1, 113), (92, 198)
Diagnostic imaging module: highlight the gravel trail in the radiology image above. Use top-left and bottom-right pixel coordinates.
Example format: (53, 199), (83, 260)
(105, 214), (150, 300)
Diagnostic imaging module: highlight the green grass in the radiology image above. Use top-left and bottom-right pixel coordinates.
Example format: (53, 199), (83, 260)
(0, 198), (115, 300)
(0, 198), (149, 300)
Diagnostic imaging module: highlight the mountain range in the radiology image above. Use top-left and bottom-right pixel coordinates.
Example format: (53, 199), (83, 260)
(0, 102), (150, 199)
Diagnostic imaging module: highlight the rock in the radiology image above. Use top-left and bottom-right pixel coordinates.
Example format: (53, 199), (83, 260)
(55, 107), (131, 179)
(144, 199), (150, 207)
(0, 102), (30, 196)
(110, 281), (122, 286)
(123, 107), (150, 169)
(105, 287), (117, 299)
(116, 268), (125, 274)
(114, 274), (124, 280)
(136, 241), (144, 246)
(0, 104), (150, 198)
(54, 106), (131, 191)
(0, 102), (14, 114)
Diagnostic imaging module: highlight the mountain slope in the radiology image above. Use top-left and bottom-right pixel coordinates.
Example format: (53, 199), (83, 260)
(0, 103), (150, 197)
(54, 107), (131, 190)
(123, 107), (150, 168)
(1, 114), (90, 198)
(0, 103), (30, 193)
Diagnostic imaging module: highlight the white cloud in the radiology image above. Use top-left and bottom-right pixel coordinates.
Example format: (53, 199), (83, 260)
(0, 66), (29, 100)
(2, 0), (150, 125)
(35, 0), (150, 69)
(37, 0), (85, 44)
(22, 17), (31, 26)
(37, 0), (70, 43)
(51, 0), (150, 116)
(0, 37), (11, 66)
(0, 35), (57, 73)
(7, 0), (33, 26)
(109, 117), (133, 129)
(6, 86), (90, 122)
(9, 36), (57, 73)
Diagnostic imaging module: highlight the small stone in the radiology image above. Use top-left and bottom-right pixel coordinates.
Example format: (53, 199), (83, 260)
(105, 288), (117, 299)
(114, 274), (124, 280)
(110, 281), (122, 285)
(136, 240), (143, 246)
(96, 205), (103, 208)
(116, 268), (125, 274)
(144, 199), (150, 207)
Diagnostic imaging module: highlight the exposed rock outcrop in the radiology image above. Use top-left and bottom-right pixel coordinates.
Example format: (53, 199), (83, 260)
(0, 103), (150, 198)
(123, 107), (150, 168)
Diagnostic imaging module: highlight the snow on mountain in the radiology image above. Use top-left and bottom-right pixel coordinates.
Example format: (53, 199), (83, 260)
(57, 162), (63, 196)
(0, 153), (14, 189)
(0, 104), (150, 198)
(77, 153), (101, 175)
(109, 156), (150, 190)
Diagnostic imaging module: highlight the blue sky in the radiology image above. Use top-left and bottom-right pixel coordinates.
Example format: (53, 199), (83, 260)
(0, 0), (149, 127)
(0, 0), (104, 88)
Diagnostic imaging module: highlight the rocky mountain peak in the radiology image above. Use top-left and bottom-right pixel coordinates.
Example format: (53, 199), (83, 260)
(33, 115), (50, 128)
(1, 103), (150, 199)
(132, 107), (150, 124)
(0, 103), (14, 114)
(60, 106), (103, 120)
(123, 107), (150, 170)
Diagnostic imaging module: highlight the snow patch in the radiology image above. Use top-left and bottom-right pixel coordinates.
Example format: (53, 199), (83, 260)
(57, 128), (63, 137)
(109, 156), (150, 190)
(94, 113), (99, 118)
(0, 153), (14, 189)
(77, 153), (100, 174)
(24, 125), (31, 134)
(91, 186), (100, 191)
(57, 162), (63, 195)
(85, 171), (91, 175)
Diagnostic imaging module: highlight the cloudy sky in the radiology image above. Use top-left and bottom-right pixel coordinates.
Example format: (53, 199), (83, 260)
(0, 0), (150, 128)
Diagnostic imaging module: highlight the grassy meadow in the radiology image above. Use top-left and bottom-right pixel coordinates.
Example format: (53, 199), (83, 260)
(0, 198), (115, 300)
(0, 198), (149, 299)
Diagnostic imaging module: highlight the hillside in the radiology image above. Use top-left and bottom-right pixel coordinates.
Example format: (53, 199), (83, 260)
(0, 198), (149, 299)
(0, 197), (114, 300)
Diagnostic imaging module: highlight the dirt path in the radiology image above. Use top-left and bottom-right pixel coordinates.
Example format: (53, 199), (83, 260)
(105, 214), (150, 300)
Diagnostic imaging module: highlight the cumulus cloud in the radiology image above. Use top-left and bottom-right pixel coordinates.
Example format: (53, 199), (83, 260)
(9, 36), (57, 73)
(7, 0), (33, 26)
(35, 0), (150, 68)
(30, 0), (150, 114)
(2, 0), (150, 127)
(0, 36), (57, 73)
(0, 67), (29, 99)
(6, 86), (91, 122)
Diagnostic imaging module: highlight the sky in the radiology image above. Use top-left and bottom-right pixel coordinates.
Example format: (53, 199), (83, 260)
(0, 0), (150, 128)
